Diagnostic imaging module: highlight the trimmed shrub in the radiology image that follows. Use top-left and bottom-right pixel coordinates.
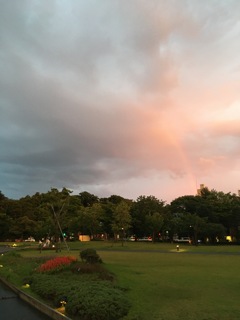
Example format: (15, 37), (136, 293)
(70, 261), (115, 281)
(65, 281), (130, 320)
(80, 249), (102, 264)
(30, 274), (130, 319)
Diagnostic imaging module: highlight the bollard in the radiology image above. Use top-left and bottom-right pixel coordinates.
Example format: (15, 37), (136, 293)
(176, 245), (179, 251)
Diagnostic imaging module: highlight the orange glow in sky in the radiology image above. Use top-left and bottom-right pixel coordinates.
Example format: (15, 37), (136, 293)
(1, 1), (240, 202)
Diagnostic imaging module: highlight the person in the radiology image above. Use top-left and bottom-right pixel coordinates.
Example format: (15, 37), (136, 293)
(38, 240), (43, 253)
(55, 237), (62, 253)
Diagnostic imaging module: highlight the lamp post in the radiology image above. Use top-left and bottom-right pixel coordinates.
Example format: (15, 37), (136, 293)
(121, 227), (124, 247)
(166, 230), (169, 242)
(189, 225), (193, 244)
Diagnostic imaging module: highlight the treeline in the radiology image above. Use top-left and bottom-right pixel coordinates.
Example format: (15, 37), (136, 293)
(0, 187), (240, 244)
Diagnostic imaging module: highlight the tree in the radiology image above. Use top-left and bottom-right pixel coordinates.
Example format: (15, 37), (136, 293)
(78, 191), (99, 207)
(0, 213), (12, 240)
(197, 189), (240, 240)
(0, 190), (7, 201)
(170, 195), (202, 216)
(203, 223), (226, 243)
(112, 201), (132, 246)
(181, 213), (207, 245)
(104, 195), (126, 205)
(130, 195), (165, 238)
(2, 185), (240, 245)
(41, 188), (72, 250)
(170, 195), (207, 243)
(64, 195), (84, 238)
(84, 203), (104, 239)
(145, 212), (164, 242)
(9, 216), (38, 240)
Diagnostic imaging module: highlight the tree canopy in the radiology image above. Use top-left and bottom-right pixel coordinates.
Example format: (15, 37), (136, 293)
(1, 187), (240, 243)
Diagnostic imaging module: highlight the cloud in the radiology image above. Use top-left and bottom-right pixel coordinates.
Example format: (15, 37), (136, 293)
(1, 0), (240, 201)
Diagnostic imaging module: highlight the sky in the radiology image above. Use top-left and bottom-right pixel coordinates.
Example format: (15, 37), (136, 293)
(1, 0), (240, 203)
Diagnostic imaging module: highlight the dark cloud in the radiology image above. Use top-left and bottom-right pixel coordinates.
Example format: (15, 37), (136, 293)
(1, 0), (240, 201)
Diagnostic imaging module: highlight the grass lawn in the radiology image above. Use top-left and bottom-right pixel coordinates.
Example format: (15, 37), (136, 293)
(101, 250), (240, 320)
(1, 241), (240, 320)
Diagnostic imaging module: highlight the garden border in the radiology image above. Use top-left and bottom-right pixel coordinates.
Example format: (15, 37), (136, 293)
(0, 277), (72, 320)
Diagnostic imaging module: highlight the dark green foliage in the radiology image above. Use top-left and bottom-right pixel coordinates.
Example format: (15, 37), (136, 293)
(78, 191), (99, 207)
(70, 261), (114, 281)
(6, 250), (21, 258)
(2, 185), (240, 243)
(22, 276), (33, 285)
(31, 274), (66, 301)
(65, 281), (130, 320)
(30, 274), (81, 307)
(80, 248), (102, 264)
(30, 273), (130, 320)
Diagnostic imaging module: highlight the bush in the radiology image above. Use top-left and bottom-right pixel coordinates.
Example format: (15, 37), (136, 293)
(70, 261), (115, 281)
(31, 274), (130, 319)
(31, 274), (65, 301)
(80, 249), (102, 264)
(65, 281), (130, 320)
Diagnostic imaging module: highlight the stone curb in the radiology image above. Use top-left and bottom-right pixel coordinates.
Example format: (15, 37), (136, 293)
(0, 277), (72, 320)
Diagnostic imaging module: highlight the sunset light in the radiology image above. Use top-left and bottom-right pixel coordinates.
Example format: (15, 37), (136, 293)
(1, 0), (240, 203)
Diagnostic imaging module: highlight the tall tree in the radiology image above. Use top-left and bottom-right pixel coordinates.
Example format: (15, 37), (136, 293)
(146, 212), (164, 242)
(131, 195), (165, 237)
(78, 191), (99, 207)
(41, 188), (72, 250)
(0, 213), (12, 240)
(112, 201), (132, 245)
(84, 203), (104, 239)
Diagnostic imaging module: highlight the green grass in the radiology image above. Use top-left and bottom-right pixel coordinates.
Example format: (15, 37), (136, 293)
(100, 251), (240, 320)
(2, 240), (240, 253)
(67, 240), (240, 253)
(1, 241), (240, 320)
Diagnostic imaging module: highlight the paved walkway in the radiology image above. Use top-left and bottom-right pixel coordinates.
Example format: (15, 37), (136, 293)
(0, 245), (13, 254)
(0, 282), (51, 320)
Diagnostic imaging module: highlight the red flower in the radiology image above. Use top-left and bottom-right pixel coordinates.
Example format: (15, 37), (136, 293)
(38, 256), (77, 273)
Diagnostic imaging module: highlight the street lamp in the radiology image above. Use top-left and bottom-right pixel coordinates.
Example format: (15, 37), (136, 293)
(121, 227), (124, 247)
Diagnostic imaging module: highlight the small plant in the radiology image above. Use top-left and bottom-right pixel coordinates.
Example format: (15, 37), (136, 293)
(37, 256), (77, 273)
(80, 248), (102, 264)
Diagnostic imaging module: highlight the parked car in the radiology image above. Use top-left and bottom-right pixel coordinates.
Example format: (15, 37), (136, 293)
(24, 237), (36, 242)
(173, 237), (191, 243)
(137, 236), (152, 242)
(128, 236), (136, 241)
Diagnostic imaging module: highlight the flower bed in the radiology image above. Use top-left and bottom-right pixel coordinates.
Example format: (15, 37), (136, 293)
(37, 256), (77, 273)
